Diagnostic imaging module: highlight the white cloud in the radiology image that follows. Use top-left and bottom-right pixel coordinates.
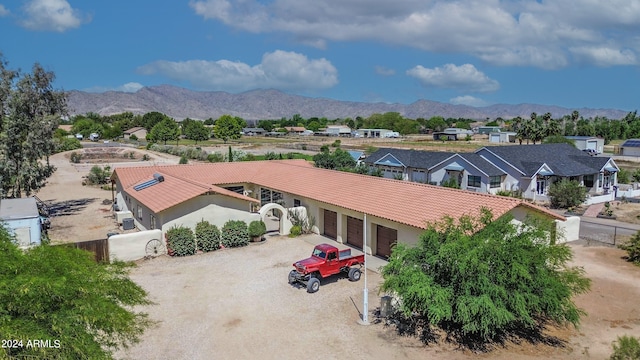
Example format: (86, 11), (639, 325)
(570, 46), (637, 66)
(21, 0), (87, 32)
(84, 82), (144, 93)
(375, 66), (395, 76)
(0, 5), (10, 16)
(190, 0), (640, 68)
(137, 50), (338, 92)
(450, 96), (488, 107)
(407, 64), (499, 93)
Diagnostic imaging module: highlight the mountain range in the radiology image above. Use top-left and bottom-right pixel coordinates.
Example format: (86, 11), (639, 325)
(66, 85), (630, 121)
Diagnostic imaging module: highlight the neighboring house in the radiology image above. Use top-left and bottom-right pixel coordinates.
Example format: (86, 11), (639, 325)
(364, 148), (506, 193)
(565, 136), (604, 154)
(475, 144), (619, 202)
(284, 126), (307, 135)
(124, 127), (147, 140)
(347, 150), (365, 164)
(112, 160), (569, 258)
(359, 129), (394, 138)
(477, 126), (503, 134)
(325, 125), (352, 137)
(242, 127), (266, 136)
(489, 131), (517, 143)
(0, 197), (42, 247)
(433, 128), (473, 141)
(619, 139), (640, 156)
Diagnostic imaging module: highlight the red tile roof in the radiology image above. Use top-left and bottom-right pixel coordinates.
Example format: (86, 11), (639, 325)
(113, 160), (564, 228)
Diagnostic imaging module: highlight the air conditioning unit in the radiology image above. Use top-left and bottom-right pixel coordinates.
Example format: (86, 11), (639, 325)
(115, 211), (133, 224)
(122, 218), (135, 230)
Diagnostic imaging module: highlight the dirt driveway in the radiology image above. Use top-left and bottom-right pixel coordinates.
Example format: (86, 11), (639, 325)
(117, 236), (640, 360)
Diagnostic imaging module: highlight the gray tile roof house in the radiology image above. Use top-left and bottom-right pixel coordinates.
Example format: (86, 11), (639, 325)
(364, 148), (454, 169)
(477, 143), (615, 177)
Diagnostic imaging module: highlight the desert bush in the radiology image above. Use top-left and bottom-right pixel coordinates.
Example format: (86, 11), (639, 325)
(495, 190), (523, 198)
(264, 151), (278, 160)
(548, 179), (587, 209)
(142, 154), (150, 161)
(165, 225), (196, 256)
(179, 156), (188, 164)
(619, 231), (640, 265)
(248, 220), (267, 238)
(221, 220), (249, 248)
(618, 168), (631, 184)
(289, 225), (302, 237)
(69, 151), (82, 163)
(195, 220), (221, 252)
(207, 152), (224, 163)
(86, 165), (111, 185)
(610, 335), (640, 360)
(129, 134), (138, 141)
(441, 177), (460, 189)
(55, 137), (82, 153)
(331, 139), (341, 147)
(287, 208), (315, 234)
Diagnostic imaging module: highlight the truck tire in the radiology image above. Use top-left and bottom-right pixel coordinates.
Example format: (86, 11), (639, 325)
(307, 278), (320, 293)
(348, 268), (361, 282)
(288, 270), (297, 284)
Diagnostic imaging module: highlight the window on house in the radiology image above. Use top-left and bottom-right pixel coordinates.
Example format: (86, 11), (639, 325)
(468, 175), (481, 188)
(150, 215), (156, 230)
(294, 199), (301, 207)
(584, 174), (595, 188)
(224, 186), (244, 194)
(137, 205), (143, 219)
(490, 176), (501, 188)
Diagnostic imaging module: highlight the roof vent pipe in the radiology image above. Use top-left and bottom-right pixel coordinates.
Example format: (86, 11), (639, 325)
(153, 173), (165, 182)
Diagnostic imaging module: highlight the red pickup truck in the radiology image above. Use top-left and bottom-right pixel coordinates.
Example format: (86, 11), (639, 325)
(288, 243), (365, 293)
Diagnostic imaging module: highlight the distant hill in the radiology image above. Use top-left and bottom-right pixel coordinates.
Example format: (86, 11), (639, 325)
(66, 85), (630, 121)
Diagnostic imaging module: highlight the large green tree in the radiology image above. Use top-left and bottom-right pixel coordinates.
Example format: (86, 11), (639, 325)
(148, 118), (180, 145)
(381, 209), (591, 346)
(213, 114), (245, 143)
(0, 56), (66, 198)
(0, 227), (153, 359)
(184, 120), (210, 144)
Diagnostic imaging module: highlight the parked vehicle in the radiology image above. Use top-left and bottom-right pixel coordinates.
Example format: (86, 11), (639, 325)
(288, 243), (364, 293)
(383, 131), (400, 138)
(75, 133), (83, 140)
(583, 148), (598, 156)
(89, 133), (100, 141)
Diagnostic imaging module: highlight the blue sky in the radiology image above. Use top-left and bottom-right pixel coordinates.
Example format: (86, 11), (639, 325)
(1, 0), (639, 111)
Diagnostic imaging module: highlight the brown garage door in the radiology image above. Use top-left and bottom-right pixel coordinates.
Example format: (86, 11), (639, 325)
(323, 209), (337, 240)
(376, 225), (397, 258)
(346, 216), (363, 249)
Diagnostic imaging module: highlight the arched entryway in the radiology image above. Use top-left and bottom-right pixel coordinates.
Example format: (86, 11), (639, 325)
(258, 203), (293, 236)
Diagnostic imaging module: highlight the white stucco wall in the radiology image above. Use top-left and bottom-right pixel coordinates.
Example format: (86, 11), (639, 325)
(555, 216), (580, 243)
(108, 229), (163, 262)
(162, 203), (260, 234)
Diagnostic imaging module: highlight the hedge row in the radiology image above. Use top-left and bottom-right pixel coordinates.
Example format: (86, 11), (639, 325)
(166, 219), (264, 257)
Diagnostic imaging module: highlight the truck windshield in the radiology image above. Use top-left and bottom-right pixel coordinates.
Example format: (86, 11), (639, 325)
(312, 248), (327, 259)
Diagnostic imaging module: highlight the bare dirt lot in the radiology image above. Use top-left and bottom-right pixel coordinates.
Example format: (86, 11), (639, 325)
(36, 145), (640, 359)
(115, 237), (640, 360)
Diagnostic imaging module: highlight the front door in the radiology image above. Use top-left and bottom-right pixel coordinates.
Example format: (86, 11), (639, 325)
(536, 179), (546, 195)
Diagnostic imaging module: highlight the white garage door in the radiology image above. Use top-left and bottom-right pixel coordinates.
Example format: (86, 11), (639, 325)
(586, 141), (597, 150)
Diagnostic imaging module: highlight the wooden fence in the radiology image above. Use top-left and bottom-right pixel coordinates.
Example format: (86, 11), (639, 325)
(70, 238), (110, 263)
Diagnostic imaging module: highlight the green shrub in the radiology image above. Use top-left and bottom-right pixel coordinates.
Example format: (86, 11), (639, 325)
(142, 154), (150, 161)
(610, 335), (640, 360)
(221, 220), (249, 248)
(618, 168), (631, 184)
(548, 179), (587, 209)
(619, 231), (640, 265)
(129, 134), (138, 141)
(179, 155), (188, 164)
(195, 220), (221, 252)
(86, 165), (111, 185)
(55, 137), (82, 153)
(289, 225), (302, 237)
(207, 152), (224, 162)
(166, 225), (196, 256)
(288, 208), (315, 234)
(331, 139), (341, 148)
(248, 220), (267, 238)
(264, 151), (278, 160)
(301, 144), (307, 150)
(496, 190), (523, 198)
(69, 151), (82, 163)
(441, 177), (460, 189)
(243, 153), (256, 161)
